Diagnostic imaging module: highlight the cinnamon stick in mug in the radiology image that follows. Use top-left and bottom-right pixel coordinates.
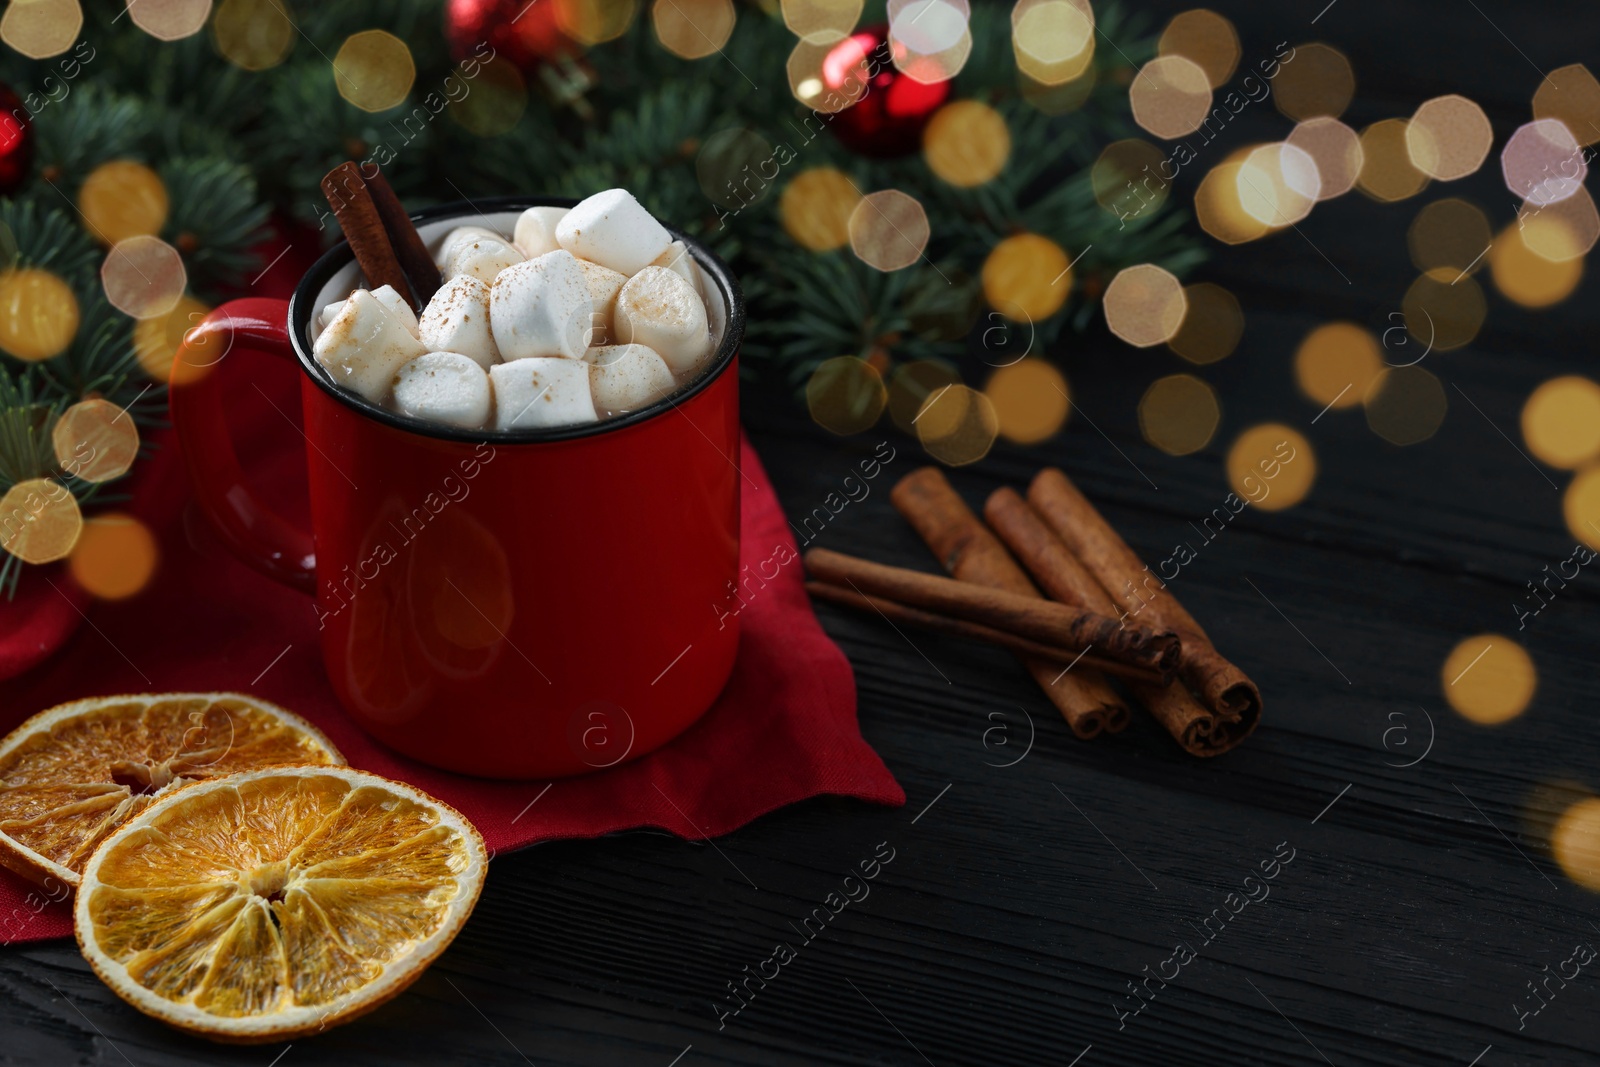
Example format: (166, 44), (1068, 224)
(320, 162), (410, 300)
(803, 548), (1180, 679)
(1026, 468), (1262, 744)
(984, 486), (1249, 756)
(359, 164), (442, 309)
(889, 467), (1129, 739)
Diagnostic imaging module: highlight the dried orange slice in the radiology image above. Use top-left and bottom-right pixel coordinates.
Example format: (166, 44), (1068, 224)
(0, 693), (343, 888)
(75, 766), (486, 1043)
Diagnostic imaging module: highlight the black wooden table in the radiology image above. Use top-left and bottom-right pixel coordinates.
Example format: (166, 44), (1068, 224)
(7, 1), (1600, 1063)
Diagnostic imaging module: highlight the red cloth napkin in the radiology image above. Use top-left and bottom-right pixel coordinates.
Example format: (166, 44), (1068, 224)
(0, 355), (902, 945)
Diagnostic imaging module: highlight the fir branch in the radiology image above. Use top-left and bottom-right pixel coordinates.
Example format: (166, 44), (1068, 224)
(0, 198), (99, 288)
(161, 157), (271, 293)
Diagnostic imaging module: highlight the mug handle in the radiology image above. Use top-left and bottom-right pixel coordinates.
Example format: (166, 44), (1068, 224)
(167, 297), (317, 595)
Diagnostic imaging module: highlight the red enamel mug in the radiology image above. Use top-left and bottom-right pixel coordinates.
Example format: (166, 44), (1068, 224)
(168, 197), (744, 778)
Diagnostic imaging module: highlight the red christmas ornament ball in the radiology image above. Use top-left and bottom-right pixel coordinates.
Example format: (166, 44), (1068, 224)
(825, 25), (950, 158)
(0, 84), (34, 196)
(445, 0), (574, 71)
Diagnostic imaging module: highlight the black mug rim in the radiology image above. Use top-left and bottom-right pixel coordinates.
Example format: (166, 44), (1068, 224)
(288, 195), (745, 445)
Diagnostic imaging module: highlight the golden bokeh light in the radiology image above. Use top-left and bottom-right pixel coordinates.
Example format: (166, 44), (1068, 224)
(1128, 55), (1212, 140)
(1405, 95), (1492, 181)
(1441, 634), (1536, 725)
(1357, 119), (1429, 202)
(1552, 797), (1600, 891)
(1236, 142), (1320, 227)
(1019, 65), (1096, 114)
(1227, 424), (1315, 511)
(1533, 64), (1600, 148)
(1138, 374), (1219, 456)
(780, 167), (861, 251)
(981, 233), (1071, 322)
(213, 0), (295, 71)
(1195, 160), (1270, 245)
(0, 477), (81, 564)
(1515, 188), (1600, 262)
(985, 358), (1068, 444)
(1365, 365), (1447, 446)
(1103, 264), (1186, 348)
(0, 0), (82, 59)
(653, 0), (735, 59)
(52, 398), (139, 483)
(1407, 198), (1491, 275)
(782, 0), (862, 44)
(129, 0), (212, 42)
(333, 30), (415, 112)
(1402, 268), (1485, 351)
(101, 236), (187, 320)
(0, 268), (78, 362)
(1168, 282), (1242, 365)
(1157, 8), (1238, 89)
(889, 0), (971, 85)
(1092, 139), (1168, 218)
(915, 383), (998, 466)
(848, 189), (929, 272)
(1286, 117), (1363, 201)
(133, 292), (211, 385)
(78, 160), (168, 246)
(1565, 466), (1600, 550)
(888, 360), (960, 434)
(806, 356), (887, 435)
(1294, 321), (1381, 409)
(1272, 42), (1354, 121)
(786, 37), (868, 112)
(1522, 376), (1600, 470)
(1011, 0), (1094, 85)
(556, 0), (639, 44)
(449, 55), (527, 137)
(1489, 221), (1584, 308)
(68, 512), (158, 601)
(1501, 119), (1586, 206)
(923, 100), (1009, 187)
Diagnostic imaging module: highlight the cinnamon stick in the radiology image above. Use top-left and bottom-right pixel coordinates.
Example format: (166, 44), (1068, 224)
(1027, 468), (1261, 752)
(360, 164), (442, 310)
(320, 162), (409, 300)
(889, 467), (1129, 738)
(803, 580), (1174, 685)
(985, 487), (1243, 756)
(803, 548), (1179, 679)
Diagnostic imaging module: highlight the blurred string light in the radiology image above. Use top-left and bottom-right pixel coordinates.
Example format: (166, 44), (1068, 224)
(0, 267), (78, 362)
(101, 236), (187, 320)
(1156, 8), (1238, 90)
(1103, 264), (1186, 347)
(923, 100), (1009, 186)
(333, 30), (415, 112)
(213, 0), (296, 71)
(1565, 466), (1600, 550)
(652, 0), (736, 59)
(1441, 633), (1536, 724)
(981, 233), (1070, 321)
(887, 359), (958, 433)
(985, 359), (1069, 444)
(1092, 139), (1169, 218)
(806, 355), (887, 434)
(1167, 282), (1242, 365)
(129, 0), (213, 42)
(1401, 268), (1485, 350)
(1226, 424), (1315, 511)
(0, 0), (82, 59)
(1408, 198), (1491, 275)
(1138, 373), (1218, 455)
(1019, 64), (1095, 115)
(1357, 119), (1429, 202)
(1521, 376), (1600, 469)
(1128, 55), (1211, 140)
(1286, 117), (1363, 201)
(1236, 142), (1320, 226)
(786, 35), (869, 111)
(1552, 796), (1600, 891)
(1365, 364), (1447, 446)
(848, 189), (929, 271)
(133, 293), (211, 385)
(1516, 188), (1599, 262)
(1489, 220), (1584, 307)
(782, 0), (862, 44)
(1501, 119), (1586, 205)
(556, 0), (639, 45)
(1405, 95), (1492, 182)
(52, 399), (139, 483)
(0, 478), (80, 563)
(780, 167), (861, 251)
(888, 0), (971, 84)
(1195, 156), (1270, 244)
(1272, 42), (1353, 121)
(68, 512), (158, 601)
(449, 55), (528, 137)
(1294, 321), (1380, 410)
(79, 161), (168, 246)
(1533, 64), (1600, 148)
(915, 383), (997, 465)
(1011, 0), (1095, 86)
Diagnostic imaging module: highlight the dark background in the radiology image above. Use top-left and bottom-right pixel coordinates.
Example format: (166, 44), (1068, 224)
(7, 0), (1600, 1063)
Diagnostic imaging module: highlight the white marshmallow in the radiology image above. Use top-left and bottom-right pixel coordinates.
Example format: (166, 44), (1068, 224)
(313, 289), (426, 404)
(435, 225), (502, 267)
(419, 275), (499, 370)
(574, 259), (627, 348)
(443, 235), (523, 285)
(490, 250), (591, 362)
(587, 344), (676, 416)
(513, 206), (569, 259)
(613, 266), (712, 377)
(489, 357), (596, 430)
(650, 240), (703, 300)
(319, 299), (345, 330)
(556, 188), (672, 276)
(371, 284), (419, 336)
(391, 352), (492, 429)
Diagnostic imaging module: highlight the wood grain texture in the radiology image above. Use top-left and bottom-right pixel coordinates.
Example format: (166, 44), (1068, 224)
(6, 0), (1600, 1063)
